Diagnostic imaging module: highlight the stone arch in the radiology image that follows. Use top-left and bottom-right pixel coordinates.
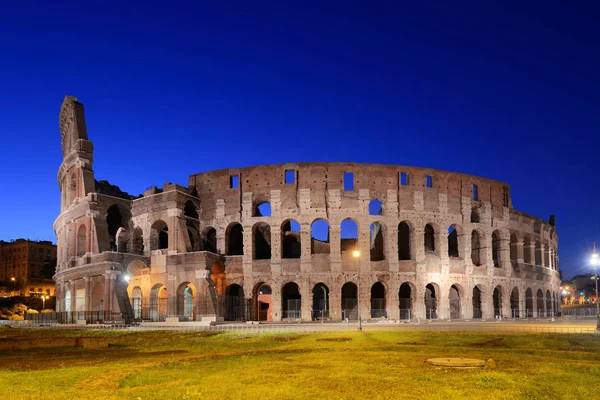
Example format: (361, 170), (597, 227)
(509, 233), (518, 263)
(76, 224), (87, 257)
(253, 222), (271, 260)
(397, 221), (411, 260)
(492, 230), (502, 267)
(536, 288), (544, 316)
(525, 288), (534, 317)
(493, 285), (503, 318)
(90, 280), (104, 312)
(281, 282), (301, 319)
(226, 223), (244, 256)
(253, 282), (272, 321)
(510, 287), (520, 318)
(471, 230), (483, 266)
(184, 200), (199, 219)
(131, 286), (143, 319)
(340, 219), (358, 255)
(546, 289), (552, 317)
(472, 285), (483, 319)
(369, 222), (385, 261)
(225, 284), (245, 321)
(67, 171), (78, 204)
(254, 201), (271, 217)
(150, 283), (168, 321)
(535, 241), (542, 266)
(201, 226), (217, 253)
(424, 223), (436, 253)
(281, 219), (301, 259)
(106, 204), (127, 252)
(424, 283), (439, 319)
(127, 260), (150, 277)
(186, 223), (201, 252)
(311, 219), (330, 254)
(449, 284), (463, 319)
(398, 282), (415, 319)
(341, 282), (358, 320)
(116, 227), (128, 253)
(150, 220), (169, 250)
(448, 224), (461, 258)
(369, 199), (383, 216)
(131, 227), (144, 255)
(370, 281), (386, 318)
(471, 207), (481, 223)
(523, 236), (532, 264)
(177, 282), (196, 320)
(312, 282), (330, 320)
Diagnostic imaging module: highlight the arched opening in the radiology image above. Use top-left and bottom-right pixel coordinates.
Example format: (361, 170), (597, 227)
(312, 283), (329, 320)
(340, 219), (358, 255)
(90, 282), (105, 312)
(493, 286), (502, 318)
(397, 222), (411, 260)
(545, 290), (552, 317)
(369, 222), (385, 261)
(492, 231), (501, 267)
(398, 282), (413, 319)
(370, 282), (386, 318)
(184, 200), (199, 219)
(65, 289), (71, 313)
(255, 283), (272, 321)
(150, 220), (169, 250)
(281, 220), (301, 259)
(177, 283), (196, 321)
(202, 227), (217, 253)
(76, 225), (87, 257)
(187, 224), (200, 252)
(67, 172), (77, 205)
(525, 288), (533, 318)
(523, 237), (532, 263)
(424, 224), (435, 253)
(132, 227), (144, 255)
(254, 202), (271, 217)
(424, 283), (437, 319)
(471, 208), (481, 223)
(116, 227), (128, 253)
(225, 284), (245, 321)
(448, 225), (459, 257)
(536, 288), (544, 316)
(534, 241), (542, 266)
(253, 223), (271, 260)
(311, 219), (330, 254)
(131, 286), (142, 319)
(150, 285), (168, 322)
(449, 285), (461, 319)
(341, 282), (358, 320)
(226, 223), (244, 255)
(282, 282), (301, 320)
(510, 233), (518, 263)
(472, 286), (482, 319)
(106, 205), (125, 251)
(471, 230), (482, 266)
(510, 287), (520, 318)
(369, 199), (383, 216)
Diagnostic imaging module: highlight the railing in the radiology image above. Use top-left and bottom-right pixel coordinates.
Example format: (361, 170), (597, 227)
(24, 311), (124, 324)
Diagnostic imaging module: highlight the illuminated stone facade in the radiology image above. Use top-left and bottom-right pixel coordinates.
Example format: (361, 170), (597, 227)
(54, 96), (561, 323)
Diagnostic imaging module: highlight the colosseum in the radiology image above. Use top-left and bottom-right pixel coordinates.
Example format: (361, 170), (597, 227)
(53, 96), (561, 324)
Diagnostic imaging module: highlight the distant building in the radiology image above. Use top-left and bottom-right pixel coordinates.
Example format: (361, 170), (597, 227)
(561, 275), (598, 305)
(0, 239), (57, 297)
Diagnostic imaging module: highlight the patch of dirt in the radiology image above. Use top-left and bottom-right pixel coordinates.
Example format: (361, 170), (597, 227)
(196, 331), (222, 337)
(316, 337), (353, 342)
(397, 342), (427, 346)
(272, 335), (304, 342)
(558, 339), (596, 352)
(142, 350), (189, 356)
(472, 338), (506, 348)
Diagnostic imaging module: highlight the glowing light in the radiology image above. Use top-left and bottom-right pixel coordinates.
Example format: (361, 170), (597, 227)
(124, 275), (130, 282)
(352, 250), (360, 258)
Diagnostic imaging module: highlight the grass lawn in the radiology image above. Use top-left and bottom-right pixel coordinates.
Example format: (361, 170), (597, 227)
(1, 328), (599, 400)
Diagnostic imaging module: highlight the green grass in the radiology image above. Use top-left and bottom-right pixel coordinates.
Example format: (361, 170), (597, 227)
(1, 328), (599, 399)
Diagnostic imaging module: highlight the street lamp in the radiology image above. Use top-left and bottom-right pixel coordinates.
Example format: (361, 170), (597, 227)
(41, 294), (49, 310)
(352, 250), (362, 331)
(590, 244), (600, 331)
(10, 277), (15, 293)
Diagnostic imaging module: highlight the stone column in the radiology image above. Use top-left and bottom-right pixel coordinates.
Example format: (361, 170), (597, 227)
(438, 285), (449, 320)
(516, 240), (525, 263)
(500, 232), (511, 269)
(414, 226), (425, 262)
(300, 222), (311, 273)
(329, 224), (342, 273)
(526, 243), (535, 264)
(242, 225), (253, 276)
(301, 281), (312, 321)
(84, 276), (91, 312)
(271, 283), (282, 322)
(502, 287), (512, 319)
(167, 273), (177, 317)
(388, 282), (399, 320)
(329, 281), (342, 321)
(167, 208), (184, 254)
(270, 225), (281, 276)
(103, 271), (114, 313)
(387, 224), (399, 272)
(481, 286), (494, 320)
(413, 285), (425, 320)
(540, 244), (546, 268)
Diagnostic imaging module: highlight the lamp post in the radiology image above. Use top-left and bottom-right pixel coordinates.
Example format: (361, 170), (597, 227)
(41, 294), (49, 311)
(352, 250), (362, 331)
(10, 277), (15, 294)
(590, 244), (600, 331)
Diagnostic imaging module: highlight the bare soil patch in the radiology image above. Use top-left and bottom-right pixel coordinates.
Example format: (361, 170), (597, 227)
(316, 337), (352, 342)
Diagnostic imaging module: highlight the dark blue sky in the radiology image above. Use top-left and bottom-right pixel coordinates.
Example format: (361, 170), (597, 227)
(0, 1), (598, 279)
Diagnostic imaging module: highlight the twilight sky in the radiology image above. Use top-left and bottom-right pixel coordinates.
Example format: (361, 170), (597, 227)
(0, 1), (598, 279)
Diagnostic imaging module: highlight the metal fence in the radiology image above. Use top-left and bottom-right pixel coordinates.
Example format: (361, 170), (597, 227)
(24, 311), (125, 324)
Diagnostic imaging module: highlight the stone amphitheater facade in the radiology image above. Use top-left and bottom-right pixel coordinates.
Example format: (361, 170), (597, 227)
(54, 96), (561, 323)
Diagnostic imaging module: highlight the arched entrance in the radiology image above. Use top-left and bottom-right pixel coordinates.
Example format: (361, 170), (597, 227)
(254, 283), (272, 321)
(472, 286), (482, 319)
(150, 284), (168, 322)
(449, 285), (461, 319)
(425, 284), (437, 319)
(225, 284), (245, 321)
(525, 288), (533, 318)
(341, 282), (358, 320)
(282, 282), (301, 320)
(398, 282), (413, 320)
(511, 287), (520, 318)
(370, 282), (386, 318)
(546, 290), (552, 317)
(493, 286), (502, 318)
(177, 283), (196, 321)
(312, 283), (329, 320)
(131, 286), (142, 319)
(536, 289), (544, 317)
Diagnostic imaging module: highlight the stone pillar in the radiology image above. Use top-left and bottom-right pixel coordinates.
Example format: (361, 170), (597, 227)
(540, 244), (546, 268)
(167, 208), (184, 254)
(271, 283), (281, 322)
(526, 243), (535, 265)
(358, 220), (370, 274)
(387, 224), (399, 272)
(413, 285), (425, 320)
(414, 226), (425, 262)
(329, 281), (342, 321)
(84, 276), (91, 312)
(516, 240), (525, 263)
(301, 281), (312, 321)
(167, 273), (177, 317)
(103, 271), (114, 313)
(481, 286), (494, 320)
(270, 225), (281, 276)
(300, 222), (311, 273)
(242, 225), (253, 276)
(500, 232), (511, 269)
(329, 225), (342, 273)
(438, 285), (449, 320)
(502, 288), (512, 319)
(388, 282), (399, 320)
